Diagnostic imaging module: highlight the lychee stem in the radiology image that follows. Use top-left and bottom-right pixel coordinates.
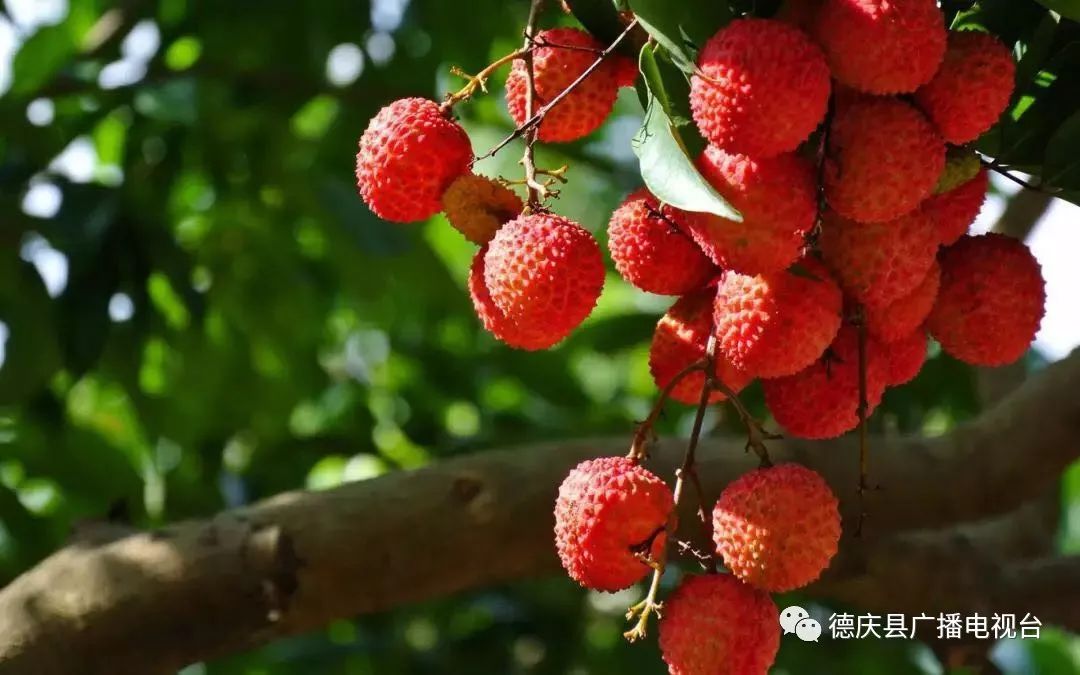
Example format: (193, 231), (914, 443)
(520, 0), (547, 208)
(627, 360), (708, 461)
(441, 49), (528, 112)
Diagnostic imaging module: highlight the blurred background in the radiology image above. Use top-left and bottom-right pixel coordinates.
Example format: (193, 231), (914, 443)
(0, 0), (1079, 672)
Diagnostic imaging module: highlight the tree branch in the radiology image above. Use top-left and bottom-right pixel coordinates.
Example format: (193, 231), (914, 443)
(0, 349), (1077, 674)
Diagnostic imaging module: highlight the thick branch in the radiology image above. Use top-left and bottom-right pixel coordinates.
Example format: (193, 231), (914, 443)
(0, 349), (1077, 674)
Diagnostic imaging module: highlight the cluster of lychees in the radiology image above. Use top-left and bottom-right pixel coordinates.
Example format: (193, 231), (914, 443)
(555, 457), (840, 673)
(356, 1), (1052, 672)
(355, 27), (636, 350)
(616, 4), (1047, 442)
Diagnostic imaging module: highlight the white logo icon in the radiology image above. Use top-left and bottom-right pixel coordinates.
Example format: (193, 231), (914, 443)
(779, 605), (810, 634)
(795, 617), (822, 642)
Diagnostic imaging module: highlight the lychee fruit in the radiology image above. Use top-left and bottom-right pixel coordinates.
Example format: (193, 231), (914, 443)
(713, 258), (843, 379)
(690, 18), (830, 158)
(864, 260), (940, 343)
(649, 288), (753, 405)
(355, 97), (473, 223)
(819, 209), (939, 308)
(612, 54), (639, 88)
(607, 189), (716, 296)
(659, 573), (780, 675)
(712, 463), (841, 592)
(554, 456), (673, 591)
(470, 246), (553, 350)
(505, 28), (620, 143)
(927, 234), (1045, 366)
(443, 174), (523, 245)
(915, 31), (1016, 144)
(824, 96), (945, 223)
(481, 213), (605, 350)
(922, 168), (989, 246)
(813, 0), (946, 94)
(885, 328), (928, 386)
(763, 326), (888, 439)
(680, 147), (817, 275)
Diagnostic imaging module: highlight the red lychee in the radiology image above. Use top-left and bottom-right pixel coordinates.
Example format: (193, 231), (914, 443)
(612, 54), (639, 88)
(481, 213), (604, 350)
(355, 97), (473, 223)
(470, 246), (554, 350)
(659, 573), (780, 675)
(690, 18), (830, 158)
(607, 189), (716, 296)
(915, 31), (1016, 144)
(680, 147), (817, 275)
(713, 258), (843, 379)
(813, 0), (946, 94)
(649, 288), (753, 405)
(922, 168), (989, 246)
(864, 261), (940, 343)
(443, 174), (523, 245)
(763, 326), (888, 439)
(928, 234), (1045, 366)
(820, 209), (939, 308)
(885, 328), (928, 386)
(824, 96), (945, 223)
(505, 28), (620, 143)
(554, 456), (673, 591)
(713, 463), (841, 592)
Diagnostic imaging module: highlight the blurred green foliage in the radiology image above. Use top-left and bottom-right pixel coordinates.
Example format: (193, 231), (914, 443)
(0, 0), (1079, 673)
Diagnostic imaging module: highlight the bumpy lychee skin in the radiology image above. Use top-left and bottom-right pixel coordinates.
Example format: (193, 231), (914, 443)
(922, 168), (988, 246)
(612, 54), (639, 89)
(355, 98), (473, 223)
(505, 28), (620, 143)
(690, 18), (830, 158)
(650, 289), (752, 405)
(714, 258), (843, 379)
(824, 96), (945, 223)
(763, 326), (888, 439)
(659, 574), (780, 675)
(885, 329), (928, 386)
(470, 246), (555, 350)
(443, 174), (523, 245)
(483, 214), (605, 349)
(865, 261), (940, 343)
(713, 464), (841, 592)
(928, 234), (1045, 366)
(915, 31), (1016, 144)
(813, 0), (946, 94)
(820, 209), (939, 308)
(607, 189), (715, 296)
(680, 147), (817, 275)
(554, 457), (674, 591)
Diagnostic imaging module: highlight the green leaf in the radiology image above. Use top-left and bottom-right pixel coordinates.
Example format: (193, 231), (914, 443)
(628, 0), (732, 71)
(631, 98), (741, 220)
(1034, 0), (1080, 21)
(9, 24), (80, 96)
(1044, 109), (1080, 187)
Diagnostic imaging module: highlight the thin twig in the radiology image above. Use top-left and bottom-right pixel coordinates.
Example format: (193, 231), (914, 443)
(625, 335), (718, 641)
(979, 157), (1062, 194)
(441, 48), (528, 112)
(520, 0), (547, 208)
(627, 360), (708, 461)
(478, 18), (639, 162)
(711, 377), (778, 467)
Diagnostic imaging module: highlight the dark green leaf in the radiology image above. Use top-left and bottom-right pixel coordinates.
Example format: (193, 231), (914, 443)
(1034, 0), (1080, 21)
(1044, 109), (1080, 187)
(627, 0), (732, 71)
